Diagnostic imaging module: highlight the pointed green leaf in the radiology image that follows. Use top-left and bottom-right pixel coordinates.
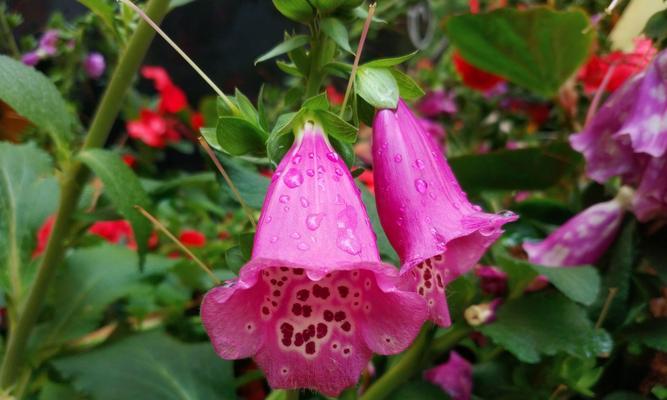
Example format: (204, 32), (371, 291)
(255, 34), (310, 65)
(314, 109), (357, 143)
(303, 93), (329, 111)
(364, 51), (419, 68)
(391, 68), (425, 100)
(216, 116), (267, 156)
(272, 0), (313, 23)
(355, 66), (399, 109)
(321, 17), (353, 54)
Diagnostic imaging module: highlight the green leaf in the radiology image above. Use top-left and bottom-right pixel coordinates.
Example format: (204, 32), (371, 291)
(0, 55), (76, 151)
(358, 183), (398, 265)
(255, 34), (310, 65)
(224, 246), (246, 275)
(446, 7), (594, 97)
(78, 0), (115, 31)
(32, 245), (176, 349)
(391, 68), (425, 100)
(314, 109), (357, 143)
(272, 0), (313, 23)
(39, 381), (86, 400)
(78, 149), (152, 264)
(364, 51), (419, 68)
(303, 93), (329, 111)
(644, 9), (667, 48)
(199, 127), (222, 151)
(217, 155), (269, 210)
(234, 88), (260, 125)
(388, 381), (449, 400)
(276, 61), (303, 77)
(479, 292), (611, 363)
(320, 17), (353, 54)
(622, 320), (667, 352)
(216, 116), (267, 156)
(53, 331), (235, 400)
(0, 142), (58, 299)
(449, 143), (581, 193)
(355, 66), (399, 109)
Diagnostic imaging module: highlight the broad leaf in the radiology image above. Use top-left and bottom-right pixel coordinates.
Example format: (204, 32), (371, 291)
(449, 143), (581, 192)
(216, 116), (267, 156)
(0, 55), (76, 151)
(0, 143), (58, 300)
(78, 0), (115, 32)
(78, 149), (152, 264)
(217, 155), (270, 210)
(364, 51), (419, 68)
(314, 109), (358, 143)
(255, 34), (310, 65)
(480, 292), (611, 363)
(53, 331), (235, 400)
(622, 320), (667, 352)
(358, 183), (398, 264)
(446, 7), (594, 97)
(391, 68), (425, 100)
(272, 0), (313, 23)
(355, 66), (399, 109)
(321, 17), (353, 54)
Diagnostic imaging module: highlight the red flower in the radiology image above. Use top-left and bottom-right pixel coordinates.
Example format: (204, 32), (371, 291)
(326, 84), (344, 106)
(190, 112), (204, 130)
(89, 220), (158, 250)
(33, 215), (56, 258)
(141, 66), (188, 113)
(452, 51), (505, 92)
(357, 169), (375, 194)
(127, 109), (180, 148)
(578, 38), (656, 94)
(179, 229), (206, 247)
(122, 154), (137, 168)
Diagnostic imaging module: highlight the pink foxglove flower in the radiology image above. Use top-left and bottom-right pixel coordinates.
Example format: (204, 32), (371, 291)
(201, 122), (428, 396)
(523, 187), (634, 267)
(417, 89), (457, 117)
(373, 100), (517, 326)
(424, 351), (473, 400)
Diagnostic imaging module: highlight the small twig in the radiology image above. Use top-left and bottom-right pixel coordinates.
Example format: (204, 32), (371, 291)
(596, 287), (619, 329)
(548, 384), (568, 400)
(339, 2), (376, 117)
(198, 137), (257, 229)
(117, 0), (239, 115)
(134, 205), (221, 285)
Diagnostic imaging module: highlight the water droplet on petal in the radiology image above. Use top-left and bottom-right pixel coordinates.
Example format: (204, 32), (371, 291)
(292, 155), (302, 165)
(394, 154), (402, 163)
(317, 166), (326, 174)
(290, 232), (301, 239)
(498, 210), (516, 218)
(279, 195), (290, 204)
(284, 168), (304, 188)
(429, 192), (437, 200)
(265, 216), (272, 224)
(308, 152), (315, 159)
(300, 197), (310, 208)
(415, 179), (428, 194)
(472, 205), (482, 211)
(327, 152), (339, 162)
(306, 169), (315, 177)
(306, 213), (325, 230)
(479, 226), (498, 237)
(270, 236), (278, 243)
(337, 232), (361, 255)
(297, 242), (310, 251)
(414, 159), (425, 170)
(335, 168), (343, 176)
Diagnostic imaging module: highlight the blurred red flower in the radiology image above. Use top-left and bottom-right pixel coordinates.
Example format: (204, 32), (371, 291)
(89, 220), (158, 250)
(179, 229), (207, 247)
(452, 51), (505, 92)
(141, 66), (188, 113)
(357, 169), (375, 194)
(33, 215), (56, 258)
(122, 154), (137, 168)
(127, 109), (180, 148)
(326, 84), (344, 106)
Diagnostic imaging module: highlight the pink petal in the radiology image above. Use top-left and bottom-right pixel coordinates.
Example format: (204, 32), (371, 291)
(372, 99), (517, 326)
(633, 156), (667, 222)
(424, 351), (473, 400)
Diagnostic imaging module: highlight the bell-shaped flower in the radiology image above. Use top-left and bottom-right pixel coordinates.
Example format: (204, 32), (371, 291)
(424, 351), (473, 400)
(523, 187), (634, 267)
(372, 100), (517, 326)
(201, 122), (428, 396)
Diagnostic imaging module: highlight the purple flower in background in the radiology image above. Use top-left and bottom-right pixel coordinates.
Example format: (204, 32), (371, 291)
(522, 187), (634, 267)
(38, 30), (59, 56)
(424, 351), (473, 400)
(83, 52), (106, 79)
(633, 157), (667, 222)
(372, 99), (517, 326)
(201, 122), (428, 396)
(417, 89), (457, 117)
(417, 117), (446, 143)
(21, 51), (40, 66)
(475, 265), (507, 296)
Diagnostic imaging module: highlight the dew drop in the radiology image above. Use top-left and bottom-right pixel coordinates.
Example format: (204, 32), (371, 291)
(308, 152), (315, 159)
(414, 159), (425, 170)
(472, 205), (482, 212)
(337, 233), (362, 255)
(265, 216), (272, 224)
(306, 213), (325, 230)
(292, 155), (302, 165)
(327, 152), (340, 162)
(300, 197), (310, 208)
(394, 154), (403, 163)
(306, 169), (315, 177)
(270, 236), (279, 243)
(335, 168), (343, 176)
(290, 232), (301, 239)
(479, 226), (498, 237)
(283, 168), (304, 188)
(317, 166), (326, 174)
(279, 195), (290, 204)
(415, 179), (428, 194)
(297, 242), (310, 251)
(283, 206), (290, 212)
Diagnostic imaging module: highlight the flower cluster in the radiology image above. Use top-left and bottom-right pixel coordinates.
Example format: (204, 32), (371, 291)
(201, 99), (515, 394)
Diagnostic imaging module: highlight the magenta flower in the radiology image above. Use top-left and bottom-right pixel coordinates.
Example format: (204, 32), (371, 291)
(523, 188), (634, 267)
(372, 100), (517, 326)
(417, 89), (457, 117)
(21, 51), (40, 66)
(417, 117), (446, 143)
(201, 122), (428, 396)
(633, 157), (667, 222)
(83, 52), (106, 79)
(475, 265), (507, 296)
(38, 30), (59, 56)
(424, 351), (473, 400)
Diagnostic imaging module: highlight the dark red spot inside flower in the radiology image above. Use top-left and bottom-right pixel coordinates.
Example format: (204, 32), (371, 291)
(434, 254), (443, 261)
(262, 306), (270, 315)
(425, 281), (432, 289)
(305, 342), (316, 354)
(341, 321), (351, 332)
(334, 311), (346, 322)
(280, 322), (294, 333)
(385, 338), (391, 343)
(313, 284), (330, 299)
(272, 301), (278, 307)
(324, 310), (334, 321)
(293, 268), (304, 275)
(353, 301), (359, 306)
(343, 348), (350, 354)
(437, 274), (444, 288)
(354, 292), (360, 298)
(337, 286), (349, 298)
(282, 338), (292, 346)
(273, 290), (281, 297)
(302, 305), (312, 317)
(277, 281), (284, 287)
(270, 279), (277, 285)
(326, 273), (332, 278)
(281, 276), (288, 282)
(294, 333), (304, 347)
(292, 303), (302, 316)
(316, 323), (328, 338)
(418, 287), (425, 296)
(280, 267), (289, 272)
(417, 263), (424, 269)
(302, 329), (312, 342)
(296, 289), (310, 301)
(424, 269), (432, 280)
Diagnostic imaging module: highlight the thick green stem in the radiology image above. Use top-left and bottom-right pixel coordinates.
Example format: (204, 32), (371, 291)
(304, 33), (335, 99)
(359, 325), (436, 400)
(0, 0), (170, 390)
(0, 6), (20, 58)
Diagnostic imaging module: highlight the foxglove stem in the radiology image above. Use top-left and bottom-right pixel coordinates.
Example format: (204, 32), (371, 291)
(0, 6), (20, 58)
(0, 0), (170, 389)
(359, 325), (436, 400)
